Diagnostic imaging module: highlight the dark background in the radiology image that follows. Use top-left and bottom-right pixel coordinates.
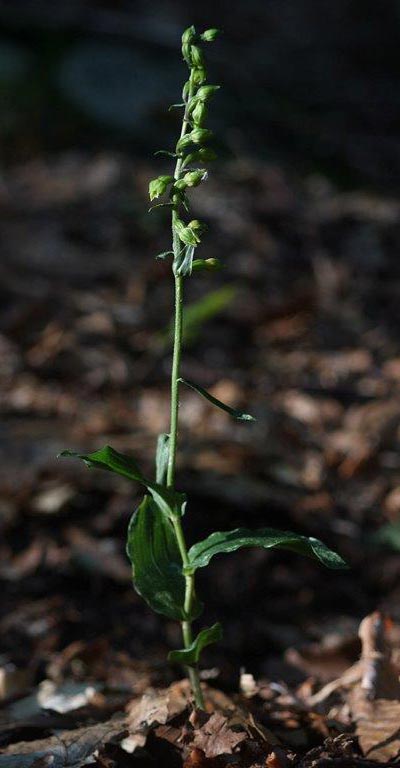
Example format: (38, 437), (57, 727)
(1, 0), (400, 691)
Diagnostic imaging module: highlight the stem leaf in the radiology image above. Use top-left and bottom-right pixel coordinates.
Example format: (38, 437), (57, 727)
(168, 622), (222, 665)
(127, 496), (189, 620)
(188, 528), (348, 571)
(179, 377), (255, 422)
(59, 445), (185, 521)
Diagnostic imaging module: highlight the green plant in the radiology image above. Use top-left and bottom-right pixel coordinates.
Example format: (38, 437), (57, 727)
(60, 25), (347, 710)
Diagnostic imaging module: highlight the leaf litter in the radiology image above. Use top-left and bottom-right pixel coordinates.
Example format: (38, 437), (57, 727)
(3, 150), (400, 764)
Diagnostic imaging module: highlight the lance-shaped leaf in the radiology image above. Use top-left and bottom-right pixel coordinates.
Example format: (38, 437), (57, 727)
(59, 446), (185, 520)
(187, 528), (348, 571)
(155, 433), (170, 485)
(127, 496), (201, 620)
(178, 378), (255, 422)
(168, 622), (223, 666)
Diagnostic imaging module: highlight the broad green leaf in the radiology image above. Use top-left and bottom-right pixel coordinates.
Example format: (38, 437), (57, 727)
(188, 528), (348, 571)
(179, 378), (255, 422)
(59, 445), (185, 520)
(168, 622), (222, 666)
(155, 433), (170, 485)
(126, 496), (197, 620)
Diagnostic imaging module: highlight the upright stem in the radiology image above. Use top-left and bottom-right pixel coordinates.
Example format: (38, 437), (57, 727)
(167, 278), (205, 709)
(166, 275), (184, 490)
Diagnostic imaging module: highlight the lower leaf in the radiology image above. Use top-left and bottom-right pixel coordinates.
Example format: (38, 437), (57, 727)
(168, 622), (222, 666)
(126, 495), (202, 621)
(187, 527), (348, 571)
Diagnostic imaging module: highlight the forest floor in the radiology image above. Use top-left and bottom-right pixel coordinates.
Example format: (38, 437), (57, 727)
(1, 152), (400, 765)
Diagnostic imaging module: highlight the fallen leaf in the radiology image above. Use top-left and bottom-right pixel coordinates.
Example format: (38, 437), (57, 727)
(349, 612), (400, 761)
(191, 711), (247, 758)
(0, 716), (126, 767)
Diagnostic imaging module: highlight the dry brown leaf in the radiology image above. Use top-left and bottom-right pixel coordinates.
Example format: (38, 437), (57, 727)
(125, 680), (191, 751)
(0, 716), (126, 767)
(349, 612), (400, 761)
(191, 711), (247, 758)
(350, 691), (400, 762)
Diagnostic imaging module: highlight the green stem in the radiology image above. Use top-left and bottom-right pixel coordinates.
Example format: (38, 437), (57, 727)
(166, 77), (205, 707)
(167, 277), (205, 709)
(166, 275), (184, 490)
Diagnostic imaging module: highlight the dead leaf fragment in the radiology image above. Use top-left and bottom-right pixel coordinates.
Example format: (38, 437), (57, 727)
(192, 711), (247, 758)
(349, 612), (400, 761)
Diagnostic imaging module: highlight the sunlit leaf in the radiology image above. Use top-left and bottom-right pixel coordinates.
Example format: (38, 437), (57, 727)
(179, 378), (255, 422)
(168, 623), (222, 665)
(188, 528), (348, 571)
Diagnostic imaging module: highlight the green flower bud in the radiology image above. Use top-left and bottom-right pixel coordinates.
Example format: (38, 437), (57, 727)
(191, 67), (207, 85)
(190, 45), (204, 67)
(182, 80), (191, 102)
(174, 218), (200, 246)
(188, 219), (207, 234)
(149, 175), (174, 201)
(196, 85), (220, 102)
(183, 170), (207, 187)
(174, 178), (188, 190)
(176, 134), (193, 153)
(190, 127), (213, 145)
(192, 257), (222, 272)
(197, 147), (217, 161)
(181, 147), (218, 169)
(182, 43), (192, 65)
(201, 28), (221, 42)
(182, 25), (196, 45)
(192, 101), (207, 126)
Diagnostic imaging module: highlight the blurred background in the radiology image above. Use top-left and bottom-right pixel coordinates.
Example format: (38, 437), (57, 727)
(2, 0), (400, 700)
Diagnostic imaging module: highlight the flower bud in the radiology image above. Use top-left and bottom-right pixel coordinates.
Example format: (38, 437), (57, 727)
(192, 101), (207, 126)
(197, 147), (217, 162)
(190, 45), (204, 67)
(181, 147), (217, 168)
(190, 127), (213, 145)
(201, 28), (220, 42)
(188, 219), (207, 234)
(191, 67), (207, 85)
(182, 43), (192, 65)
(192, 257), (222, 272)
(182, 25), (196, 45)
(174, 218), (200, 246)
(196, 85), (220, 102)
(149, 175), (174, 201)
(174, 178), (188, 190)
(176, 134), (193, 153)
(183, 170), (207, 187)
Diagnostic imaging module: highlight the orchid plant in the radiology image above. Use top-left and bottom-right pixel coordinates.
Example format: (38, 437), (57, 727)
(61, 25), (347, 709)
